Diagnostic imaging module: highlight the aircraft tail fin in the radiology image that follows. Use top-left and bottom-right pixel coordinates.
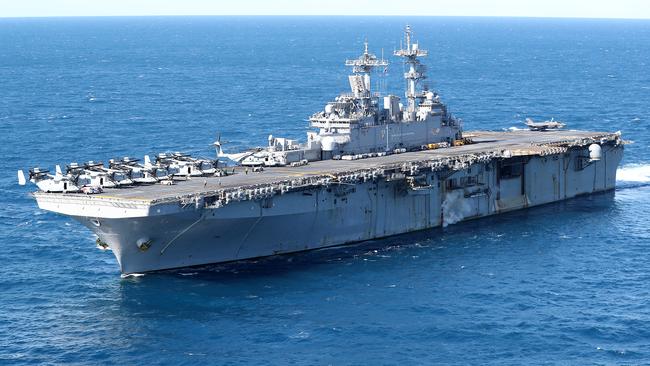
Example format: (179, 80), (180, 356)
(144, 155), (152, 168)
(214, 141), (224, 157)
(17, 170), (26, 185)
(213, 133), (225, 158)
(55, 165), (63, 181)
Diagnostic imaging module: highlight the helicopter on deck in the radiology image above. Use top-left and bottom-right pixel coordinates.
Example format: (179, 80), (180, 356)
(109, 157), (158, 184)
(17, 167), (80, 193)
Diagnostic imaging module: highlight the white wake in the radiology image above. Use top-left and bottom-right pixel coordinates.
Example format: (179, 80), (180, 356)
(442, 190), (474, 227)
(617, 164), (650, 184)
(506, 126), (527, 132)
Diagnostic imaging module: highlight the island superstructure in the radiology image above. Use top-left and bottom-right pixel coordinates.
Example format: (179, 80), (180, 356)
(229, 26), (461, 167)
(20, 26), (624, 274)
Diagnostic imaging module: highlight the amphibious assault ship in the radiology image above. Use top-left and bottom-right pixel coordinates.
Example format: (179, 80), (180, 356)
(20, 26), (624, 274)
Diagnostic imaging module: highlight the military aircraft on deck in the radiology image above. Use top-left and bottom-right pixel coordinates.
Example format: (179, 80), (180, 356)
(525, 118), (566, 131)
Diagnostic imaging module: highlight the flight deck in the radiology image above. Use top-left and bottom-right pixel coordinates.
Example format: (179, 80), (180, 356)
(36, 129), (620, 205)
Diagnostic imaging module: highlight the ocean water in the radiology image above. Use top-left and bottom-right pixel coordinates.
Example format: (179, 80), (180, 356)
(1, 16), (650, 365)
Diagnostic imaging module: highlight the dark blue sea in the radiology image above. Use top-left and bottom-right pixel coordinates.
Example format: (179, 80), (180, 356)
(1, 16), (650, 365)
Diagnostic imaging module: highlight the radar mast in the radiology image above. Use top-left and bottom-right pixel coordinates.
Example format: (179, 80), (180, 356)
(345, 40), (388, 104)
(394, 25), (428, 118)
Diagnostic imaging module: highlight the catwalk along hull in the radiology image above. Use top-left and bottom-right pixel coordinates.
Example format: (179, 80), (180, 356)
(34, 131), (624, 274)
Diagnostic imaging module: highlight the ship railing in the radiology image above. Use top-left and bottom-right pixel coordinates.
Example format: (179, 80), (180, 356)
(339, 92), (382, 99)
(403, 71), (425, 80)
(310, 119), (357, 127)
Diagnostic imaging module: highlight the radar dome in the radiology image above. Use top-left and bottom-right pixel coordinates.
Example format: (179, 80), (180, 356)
(589, 144), (602, 162)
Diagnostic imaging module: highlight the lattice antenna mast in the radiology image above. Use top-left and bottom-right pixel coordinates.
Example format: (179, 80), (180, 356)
(345, 40), (389, 102)
(394, 25), (428, 114)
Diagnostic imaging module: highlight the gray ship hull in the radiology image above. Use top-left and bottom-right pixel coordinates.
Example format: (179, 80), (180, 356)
(65, 136), (623, 274)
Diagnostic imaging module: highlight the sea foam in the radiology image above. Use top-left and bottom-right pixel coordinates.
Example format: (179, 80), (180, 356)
(617, 164), (650, 183)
